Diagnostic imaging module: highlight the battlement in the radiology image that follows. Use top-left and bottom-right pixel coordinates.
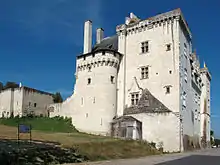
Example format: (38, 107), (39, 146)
(116, 8), (191, 39)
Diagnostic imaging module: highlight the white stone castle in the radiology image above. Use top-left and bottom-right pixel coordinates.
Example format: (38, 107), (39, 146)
(49, 8), (211, 152)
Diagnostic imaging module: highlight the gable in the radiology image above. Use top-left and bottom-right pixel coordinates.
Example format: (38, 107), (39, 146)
(124, 88), (171, 115)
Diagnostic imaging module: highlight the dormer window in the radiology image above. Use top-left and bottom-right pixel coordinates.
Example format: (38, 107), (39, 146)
(131, 93), (139, 106)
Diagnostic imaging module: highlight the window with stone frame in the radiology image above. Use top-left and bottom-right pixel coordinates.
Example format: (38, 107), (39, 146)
(166, 44), (171, 51)
(141, 66), (149, 79)
(182, 91), (187, 107)
(131, 92), (139, 106)
(88, 78), (91, 85)
(165, 86), (171, 94)
(141, 41), (149, 53)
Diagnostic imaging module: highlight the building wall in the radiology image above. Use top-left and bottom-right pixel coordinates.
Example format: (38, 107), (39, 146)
(72, 51), (120, 135)
(0, 89), (13, 118)
(21, 87), (54, 117)
(117, 14), (181, 119)
(129, 113), (180, 152)
(178, 20), (195, 138)
(49, 95), (74, 118)
(200, 70), (211, 144)
(13, 88), (24, 117)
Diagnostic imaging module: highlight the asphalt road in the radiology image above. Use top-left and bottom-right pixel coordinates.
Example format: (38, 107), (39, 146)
(68, 148), (220, 165)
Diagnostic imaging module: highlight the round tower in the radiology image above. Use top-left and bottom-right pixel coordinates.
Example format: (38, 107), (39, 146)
(73, 36), (121, 135)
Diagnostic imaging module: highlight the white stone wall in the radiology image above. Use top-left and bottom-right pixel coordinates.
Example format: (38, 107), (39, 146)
(49, 95), (74, 118)
(116, 16), (181, 119)
(0, 89), (14, 117)
(200, 70), (211, 143)
(178, 20), (195, 138)
(13, 88), (24, 117)
(21, 87), (54, 116)
(129, 113), (180, 152)
(72, 51), (120, 135)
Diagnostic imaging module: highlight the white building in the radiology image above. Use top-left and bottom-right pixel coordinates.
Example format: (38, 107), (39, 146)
(49, 8), (211, 152)
(0, 86), (54, 117)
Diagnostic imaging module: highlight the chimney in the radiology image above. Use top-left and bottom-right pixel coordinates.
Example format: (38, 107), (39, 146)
(83, 20), (92, 54)
(96, 28), (104, 44)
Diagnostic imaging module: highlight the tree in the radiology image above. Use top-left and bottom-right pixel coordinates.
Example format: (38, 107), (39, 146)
(0, 82), (3, 91)
(53, 92), (63, 103)
(210, 130), (215, 146)
(3, 82), (19, 90)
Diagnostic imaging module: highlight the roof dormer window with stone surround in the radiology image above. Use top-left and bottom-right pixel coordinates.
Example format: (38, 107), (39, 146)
(131, 92), (139, 106)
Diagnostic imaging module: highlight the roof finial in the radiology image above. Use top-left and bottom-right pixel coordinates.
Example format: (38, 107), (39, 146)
(204, 61), (207, 68)
(19, 82), (22, 88)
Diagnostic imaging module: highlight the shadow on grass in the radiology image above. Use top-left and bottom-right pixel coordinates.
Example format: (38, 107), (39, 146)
(155, 155), (220, 165)
(0, 138), (88, 165)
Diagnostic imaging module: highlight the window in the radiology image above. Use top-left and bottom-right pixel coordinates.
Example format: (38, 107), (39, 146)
(166, 44), (171, 51)
(141, 66), (149, 79)
(93, 97), (95, 103)
(110, 76), (115, 84)
(29, 102), (31, 106)
(34, 103), (37, 107)
(83, 56), (86, 60)
(131, 93), (139, 106)
(88, 66), (91, 72)
(191, 111), (194, 124)
(141, 41), (149, 53)
(102, 51), (105, 55)
(88, 78), (91, 85)
(81, 97), (84, 105)
(184, 68), (188, 82)
(182, 92), (187, 107)
(169, 70), (172, 74)
(165, 86), (171, 94)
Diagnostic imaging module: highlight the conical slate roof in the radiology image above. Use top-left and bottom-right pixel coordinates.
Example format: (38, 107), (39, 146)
(92, 35), (118, 52)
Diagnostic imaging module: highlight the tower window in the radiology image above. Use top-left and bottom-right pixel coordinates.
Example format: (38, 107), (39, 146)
(131, 93), (139, 106)
(88, 78), (91, 85)
(165, 86), (171, 94)
(169, 70), (172, 74)
(34, 103), (37, 107)
(110, 76), (115, 84)
(166, 44), (171, 51)
(141, 66), (149, 79)
(88, 66), (91, 72)
(81, 97), (84, 105)
(141, 41), (149, 53)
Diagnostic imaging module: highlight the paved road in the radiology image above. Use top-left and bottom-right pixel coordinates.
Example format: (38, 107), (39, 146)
(67, 148), (220, 165)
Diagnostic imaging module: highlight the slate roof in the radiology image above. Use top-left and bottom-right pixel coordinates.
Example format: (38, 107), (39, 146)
(124, 89), (172, 115)
(92, 35), (118, 52)
(112, 116), (141, 123)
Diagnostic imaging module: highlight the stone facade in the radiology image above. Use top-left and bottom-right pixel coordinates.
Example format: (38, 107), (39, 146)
(0, 86), (54, 117)
(49, 8), (211, 152)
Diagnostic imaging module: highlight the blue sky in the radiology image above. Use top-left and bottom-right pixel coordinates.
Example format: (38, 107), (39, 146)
(0, 0), (219, 137)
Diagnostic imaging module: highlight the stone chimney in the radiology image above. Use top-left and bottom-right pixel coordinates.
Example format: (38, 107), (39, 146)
(96, 28), (104, 44)
(83, 20), (92, 54)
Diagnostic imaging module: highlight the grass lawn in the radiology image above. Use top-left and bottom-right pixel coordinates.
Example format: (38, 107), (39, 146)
(0, 124), (160, 162)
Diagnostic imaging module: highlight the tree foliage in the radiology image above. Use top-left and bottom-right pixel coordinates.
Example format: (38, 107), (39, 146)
(3, 82), (19, 90)
(53, 92), (63, 103)
(0, 82), (3, 91)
